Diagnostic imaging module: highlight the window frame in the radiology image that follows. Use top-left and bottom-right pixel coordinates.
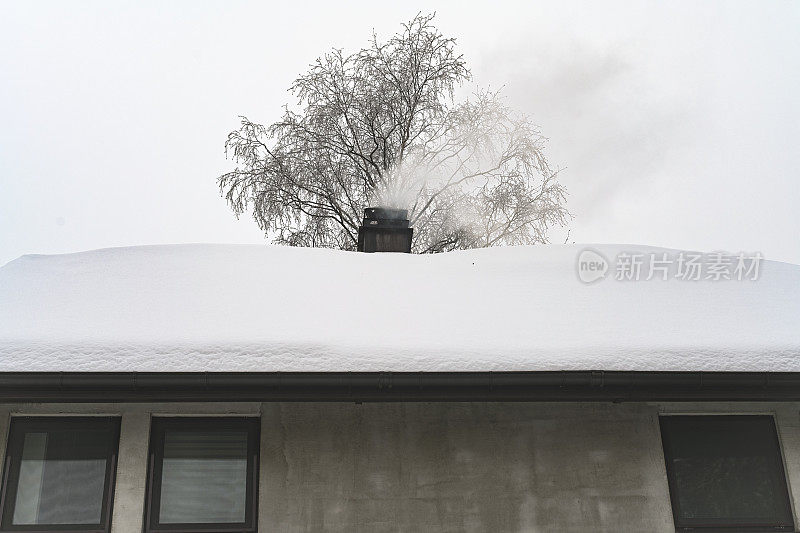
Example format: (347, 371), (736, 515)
(659, 414), (795, 532)
(0, 416), (121, 533)
(144, 417), (260, 533)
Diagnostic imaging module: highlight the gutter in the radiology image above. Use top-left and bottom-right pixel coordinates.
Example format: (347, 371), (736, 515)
(0, 371), (799, 403)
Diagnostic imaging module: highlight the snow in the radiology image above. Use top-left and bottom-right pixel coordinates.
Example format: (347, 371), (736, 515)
(0, 243), (798, 372)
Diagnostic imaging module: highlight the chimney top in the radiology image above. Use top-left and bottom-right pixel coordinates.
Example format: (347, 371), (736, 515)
(357, 207), (413, 253)
(363, 207), (408, 221)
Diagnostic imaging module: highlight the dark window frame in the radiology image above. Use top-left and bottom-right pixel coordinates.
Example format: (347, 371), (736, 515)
(144, 417), (260, 533)
(0, 416), (121, 533)
(660, 415), (795, 532)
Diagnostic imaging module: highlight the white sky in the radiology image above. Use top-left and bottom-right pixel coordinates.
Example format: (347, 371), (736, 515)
(1, 1), (798, 265)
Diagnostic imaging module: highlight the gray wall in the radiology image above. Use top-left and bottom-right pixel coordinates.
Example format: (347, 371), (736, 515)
(259, 402), (673, 532)
(0, 401), (798, 532)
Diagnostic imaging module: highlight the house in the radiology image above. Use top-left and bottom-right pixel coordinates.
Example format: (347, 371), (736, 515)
(0, 242), (798, 532)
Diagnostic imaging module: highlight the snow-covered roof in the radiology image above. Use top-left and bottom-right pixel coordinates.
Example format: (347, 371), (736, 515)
(0, 243), (798, 372)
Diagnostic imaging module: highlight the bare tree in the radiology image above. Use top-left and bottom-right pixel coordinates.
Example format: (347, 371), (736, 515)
(220, 13), (569, 253)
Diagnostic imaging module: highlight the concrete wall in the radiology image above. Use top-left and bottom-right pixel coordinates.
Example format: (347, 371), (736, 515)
(0, 401), (797, 532)
(259, 402), (673, 532)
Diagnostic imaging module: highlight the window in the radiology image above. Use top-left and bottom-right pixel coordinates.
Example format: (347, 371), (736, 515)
(144, 417), (259, 532)
(660, 415), (794, 531)
(0, 417), (120, 532)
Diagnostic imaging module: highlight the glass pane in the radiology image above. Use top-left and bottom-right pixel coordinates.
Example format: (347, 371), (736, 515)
(673, 455), (778, 520)
(663, 416), (793, 527)
(12, 428), (109, 525)
(159, 431), (248, 524)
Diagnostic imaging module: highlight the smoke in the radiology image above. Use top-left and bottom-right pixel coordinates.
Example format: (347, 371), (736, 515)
(477, 40), (695, 226)
(373, 160), (430, 212)
(372, 87), (564, 246)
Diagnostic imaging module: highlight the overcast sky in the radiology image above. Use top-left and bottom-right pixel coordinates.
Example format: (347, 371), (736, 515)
(1, 1), (798, 265)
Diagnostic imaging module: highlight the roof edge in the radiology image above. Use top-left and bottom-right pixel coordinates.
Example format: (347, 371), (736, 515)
(0, 371), (799, 403)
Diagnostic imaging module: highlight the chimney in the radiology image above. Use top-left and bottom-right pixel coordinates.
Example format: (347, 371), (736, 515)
(357, 207), (413, 253)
